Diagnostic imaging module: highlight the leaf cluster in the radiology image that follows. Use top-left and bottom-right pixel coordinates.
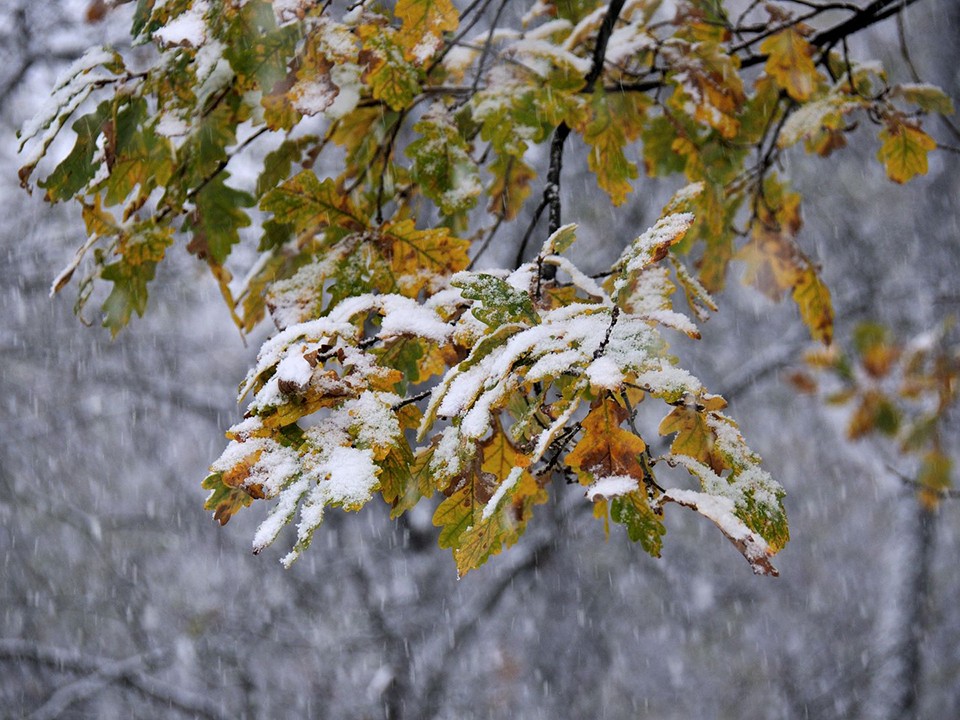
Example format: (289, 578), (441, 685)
(18, 0), (955, 575)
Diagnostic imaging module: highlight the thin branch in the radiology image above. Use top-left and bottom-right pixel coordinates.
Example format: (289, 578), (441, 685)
(392, 389), (433, 411)
(466, 213), (505, 270)
(470, 0), (510, 95)
(887, 464), (960, 499)
(519, 0), (627, 275)
(431, 0), (496, 67)
(807, 0), (925, 53)
(545, 124), (571, 237)
(583, 0), (627, 93)
(376, 112), (406, 225)
(543, 421), (583, 474)
(895, 0), (922, 83)
(156, 126), (268, 224)
(592, 304), (621, 359)
(513, 194), (549, 267)
(0, 640), (230, 720)
(26, 648), (168, 720)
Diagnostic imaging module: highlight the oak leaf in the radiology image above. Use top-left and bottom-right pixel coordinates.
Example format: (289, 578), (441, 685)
(760, 27), (821, 102)
(395, 0), (458, 64)
(877, 120), (936, 184)
(566, 398), (647, 483)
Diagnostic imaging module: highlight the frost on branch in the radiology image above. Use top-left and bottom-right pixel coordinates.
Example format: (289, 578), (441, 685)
(205, 219), (788, 575)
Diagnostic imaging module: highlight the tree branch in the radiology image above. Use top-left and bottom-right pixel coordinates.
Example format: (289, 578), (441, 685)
(1, 640), (230, 720)
(527, 0), (627, 277)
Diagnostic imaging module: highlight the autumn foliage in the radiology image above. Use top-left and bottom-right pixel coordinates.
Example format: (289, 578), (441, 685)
(18, 0), (954, 576)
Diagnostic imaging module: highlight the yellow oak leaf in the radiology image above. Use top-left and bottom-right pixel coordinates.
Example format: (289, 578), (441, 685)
(760, 28), (821, 102)
(452, 424), (545, 576)
(791, 265), (833, 346)
(877, 120), (936, 184)
(395, 0), (458, 65)
(658, 405), (725, 473)
(358, 26), (422, 110)
(379, 218), (470, 293)
(118, 226), (174, 266)
(682, 42), (745, 139)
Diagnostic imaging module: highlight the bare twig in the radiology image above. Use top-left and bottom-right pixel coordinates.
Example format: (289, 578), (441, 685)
(0, 639), (228, 720)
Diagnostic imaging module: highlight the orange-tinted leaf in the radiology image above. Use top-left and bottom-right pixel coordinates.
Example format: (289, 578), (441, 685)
(566, 398), (647, 483)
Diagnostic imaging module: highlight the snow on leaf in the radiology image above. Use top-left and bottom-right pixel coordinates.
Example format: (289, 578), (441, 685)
(543, 255), (609, 302)
(395, 0), (459, 65)
(670, 257), (717, 320)
(612, 213), (695, 301)
(252, 478), (310, 553)
(406, 105), (481, 215)
(892, 83), (955, 115)
(540, 223), (579, 257)
(585, 475), (637, 500)
(18, 47), (125, 188)
(280, 445), (382, 567)
(451, 273), (539, 328)
(320, 445), (382, 507)
(667, 39), (745, 139)
(35, 101), (112, 202)
(664, 412), (788, 556)
(585, 356), (624, 390)
(660, 488), (778, 576)
(778, 94), (860, 150)
(509, 37), (592, 87)
(155, 0), (209, 47)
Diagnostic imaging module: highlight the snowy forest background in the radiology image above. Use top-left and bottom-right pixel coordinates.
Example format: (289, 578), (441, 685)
(2, 1), (959, 718)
